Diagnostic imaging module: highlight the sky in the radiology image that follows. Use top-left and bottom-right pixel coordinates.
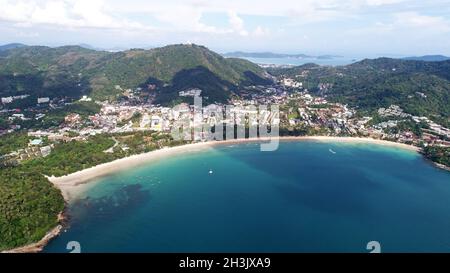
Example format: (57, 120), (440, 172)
(0, 0), (450, 56)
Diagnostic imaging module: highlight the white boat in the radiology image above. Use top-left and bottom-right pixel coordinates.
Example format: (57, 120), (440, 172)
(209, 169), (213, 174)
(329, 149), (337, 154)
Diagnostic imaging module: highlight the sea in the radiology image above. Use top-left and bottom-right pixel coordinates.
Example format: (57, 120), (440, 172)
(44, 141), (450, 253)
(240, 56), (360, 66)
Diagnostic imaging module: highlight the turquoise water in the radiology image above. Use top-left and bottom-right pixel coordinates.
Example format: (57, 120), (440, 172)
(44, 141), (450, 253)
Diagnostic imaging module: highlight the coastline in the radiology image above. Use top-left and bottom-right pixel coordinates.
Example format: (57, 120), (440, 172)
(47, 140), (217, 201)
(1, 213), (65, 253)
(430, 161), (450, 172)
(48, 136), (420, 202)
(4, 136), (424, 253)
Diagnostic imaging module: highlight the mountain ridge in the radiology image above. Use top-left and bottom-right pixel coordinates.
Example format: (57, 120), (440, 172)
(402, 55), (450, 62)
(0, 44), (271, 105)
(0, 43), (27, 52)
(268, 57), (450, 127)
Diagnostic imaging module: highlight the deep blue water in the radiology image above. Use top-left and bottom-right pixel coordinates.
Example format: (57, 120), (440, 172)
(44, 141), (450, 253)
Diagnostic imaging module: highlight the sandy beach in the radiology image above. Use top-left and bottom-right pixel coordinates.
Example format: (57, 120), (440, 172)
(48, 136), (420, 201)
(4, 136), (422, 253)
(47, 140), (216, 201)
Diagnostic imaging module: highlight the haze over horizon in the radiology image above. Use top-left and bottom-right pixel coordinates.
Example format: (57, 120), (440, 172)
(0, 0), (450, 57)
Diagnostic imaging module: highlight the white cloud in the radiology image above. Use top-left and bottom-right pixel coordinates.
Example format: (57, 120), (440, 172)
(0, 0), (449, 55)
(0, 0), (151, 30)
(16, 30), (40, 37)
(154, 5), (213, 33)
(365, 0), (405, 6)
(252, 26), (270, 37)
(393, 11), (450, 32)
(104, 0), (416, 27)
(0, 0), (420, 33)
(227, 11), (248, 36)
(148, 6), (253, 36)
(345, 11), (450, 38)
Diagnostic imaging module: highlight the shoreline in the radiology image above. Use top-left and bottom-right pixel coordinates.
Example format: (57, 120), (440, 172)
(1, 212), (65, 253)
(430, 161), (450, 172)
(3, 136), (425, 253)
(48, 136), (420, 201)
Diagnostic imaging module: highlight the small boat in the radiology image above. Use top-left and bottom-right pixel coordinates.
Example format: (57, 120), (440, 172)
(329, 149), (337, 154)
(209, 169), (213, 174)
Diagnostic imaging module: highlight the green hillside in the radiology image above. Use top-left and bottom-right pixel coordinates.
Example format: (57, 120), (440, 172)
(0, 167), (64, 251)
(269, 58), (450, 127)
(0, 44), (270, 105)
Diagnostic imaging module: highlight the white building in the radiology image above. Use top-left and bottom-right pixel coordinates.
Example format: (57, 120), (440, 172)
(37, 97), (50, 104)
(179, 88), (202, 97)
(151, 115), (162, 131)
(40, 146), (52, 157)
(79, 95), (92, 102)
(140, 114), (151, 129)
(1, 97), (13, 104)
(282, 78), (302, 88)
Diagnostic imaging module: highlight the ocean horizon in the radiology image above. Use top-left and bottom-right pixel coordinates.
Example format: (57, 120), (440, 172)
(240, 56), (361, 66)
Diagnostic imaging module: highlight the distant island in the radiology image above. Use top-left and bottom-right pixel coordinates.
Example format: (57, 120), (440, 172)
(223, 51), (342, 60)
(402, 55), (450, 62)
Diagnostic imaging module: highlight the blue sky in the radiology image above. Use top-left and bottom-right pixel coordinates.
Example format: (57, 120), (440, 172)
(0, 0), (450, 56)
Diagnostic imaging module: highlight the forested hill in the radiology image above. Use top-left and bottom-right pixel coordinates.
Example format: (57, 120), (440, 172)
(0, 44), (271, 105)
(268, 58), (450, 127)
(402, 55), (450, 62)
(0, 43), (26, 51)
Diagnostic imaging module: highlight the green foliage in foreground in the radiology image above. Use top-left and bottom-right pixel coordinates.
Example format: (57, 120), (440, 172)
(423, 146), (450, 168)
(0, 167), (64, 251)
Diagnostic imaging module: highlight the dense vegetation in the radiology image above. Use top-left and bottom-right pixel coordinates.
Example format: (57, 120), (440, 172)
(423, 146), (450, 167)
(0, 117), (7, 130)
(0, 132), (30, 155)
(19, 132), (189, 177)
(0, 46), (99, 101)
(40, 101), (101, 129)
(0, 44), (270, 104)
(0, 167), (64, 251)
(25, 135), (117, 177)
(269, 58), (450, 127)
(0, 131), (188, 251)
(0, 43), (26, 52)
(0, 101), (101, 130)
